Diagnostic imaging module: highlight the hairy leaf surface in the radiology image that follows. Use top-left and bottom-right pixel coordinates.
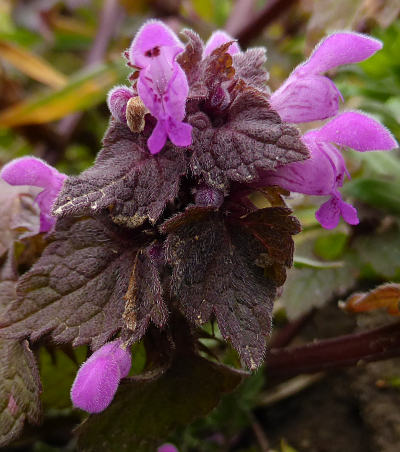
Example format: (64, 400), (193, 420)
(238, 207), (301, 285)
(233, 48), (270, 91)
(123, 245), (168, 342)
(165, 213), (279, 369)
(188, 88), (309, 190)
(77, 355), (244, 452)
(0, 281), (41, 447)
(53, 122), (187, 228)
(0, 217), (138, 349)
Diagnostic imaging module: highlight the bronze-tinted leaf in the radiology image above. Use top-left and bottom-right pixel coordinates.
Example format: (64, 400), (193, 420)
(53, 121), (187, 228)
(0, 217), (138, 350)
(188, 88), (309, 190)
(123, 245), (168, 342)
(165, 213), (277, 369)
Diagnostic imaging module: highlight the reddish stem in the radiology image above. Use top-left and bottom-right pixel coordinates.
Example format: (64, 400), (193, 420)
(267, 322), (400, 377)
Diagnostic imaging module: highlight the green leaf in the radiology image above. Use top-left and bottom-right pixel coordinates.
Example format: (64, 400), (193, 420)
(39, 347), (86, 410)
(313, 232), (348, 261)
(293, 256), (343, 269)
(280, 261), (357, 319)
(344, 178), (400, 215)
(353, 226), (400, 280)
(76, 355), (245, 452)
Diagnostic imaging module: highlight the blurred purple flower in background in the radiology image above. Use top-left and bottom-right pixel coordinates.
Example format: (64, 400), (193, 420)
(157, 444), (179, 452)
(0, 156), (66, 232)
(71, 340), (131, 414)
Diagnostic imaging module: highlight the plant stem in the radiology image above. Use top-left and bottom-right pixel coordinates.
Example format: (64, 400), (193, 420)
(267, 322), (400, 377)
(235, 0), (299, 47)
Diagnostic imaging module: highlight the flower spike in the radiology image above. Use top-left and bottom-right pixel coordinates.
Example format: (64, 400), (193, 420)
(270, 32), (382, 123)
(1, 157), (66, 232)
(70, 340), (131, 414)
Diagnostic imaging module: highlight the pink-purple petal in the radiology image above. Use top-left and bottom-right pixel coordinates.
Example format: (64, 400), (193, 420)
(263, 138), (336, 196)
(147, 119), (168, 154)
(71, 354), (121, 414)
(315, 111), (398, 151)
(70, 340), (131, 413)
(107, 85), (134, 123)
(203, 30), (240, 57)
(1, 157), (66, 232)
(316, 194), (359, 229)
(129, 20), (183, 69)
(315, 196), (342, 229)
(166, 118), (192, 147)
(270, 75), (341, 123)
(296, 32), (382, 76)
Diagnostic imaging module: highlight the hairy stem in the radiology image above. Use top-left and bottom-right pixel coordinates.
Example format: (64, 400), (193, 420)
(267, 322), (400, 377)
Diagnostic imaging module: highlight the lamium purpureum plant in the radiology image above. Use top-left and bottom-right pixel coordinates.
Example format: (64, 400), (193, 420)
(0, 20), (397, 449)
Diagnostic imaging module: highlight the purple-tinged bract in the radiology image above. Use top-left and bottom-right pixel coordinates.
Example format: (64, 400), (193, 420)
(71, 340), (131, 413)
(0, 157), (66, 232)
(270, 32), (382, 123)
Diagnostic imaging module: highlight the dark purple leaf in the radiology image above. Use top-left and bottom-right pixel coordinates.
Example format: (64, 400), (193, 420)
(0, 281), (41, 447)
(236, 207), (301, 285)
(233, 48), (270, 91)
(123, 245), (168, 342)
(0, 216), (138, 350)
(188, 87), (309, 190)
(53, 122), (187, 228)
(165, 212), (283, 369)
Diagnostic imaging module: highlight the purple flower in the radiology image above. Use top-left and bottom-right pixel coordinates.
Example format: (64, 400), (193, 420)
(203, 30), (240, 57)
(107, 85), (135, 123)
(128, 20), (192, 154)
(0, 157), (66, 232)
(70, 340), (131, 414)
(262, 112), (398, 229)
(270, 32), (382, 123)
(157, 444), (179, 452)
